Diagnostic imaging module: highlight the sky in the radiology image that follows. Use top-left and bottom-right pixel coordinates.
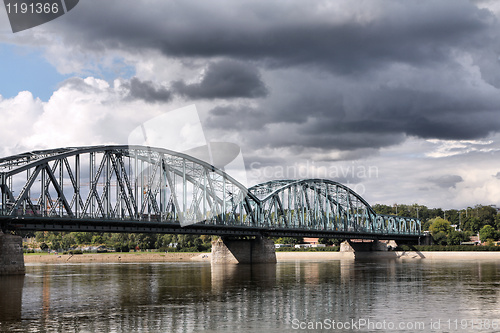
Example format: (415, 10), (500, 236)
(1, 0), (500, 210)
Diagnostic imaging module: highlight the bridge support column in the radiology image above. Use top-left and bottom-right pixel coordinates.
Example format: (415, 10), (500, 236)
(0, 232), (25, 275)
(211, 236), (277, 264)
(340, 240), (398, 253)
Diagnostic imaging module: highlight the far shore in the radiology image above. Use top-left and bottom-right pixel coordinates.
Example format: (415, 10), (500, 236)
(23, 250), (500, 264)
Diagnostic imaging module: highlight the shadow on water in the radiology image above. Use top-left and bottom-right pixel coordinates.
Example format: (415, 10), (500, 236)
(211, 263), (277, 293)
(0, 275), (24, 322)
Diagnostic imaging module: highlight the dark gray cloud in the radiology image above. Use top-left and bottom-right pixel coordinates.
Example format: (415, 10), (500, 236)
(427, 175), (464, 189)
(56, 0), (494, 75)
(172, 60), (267, 99)
(45, 0), (500, 154)
(122, 77), (172, 103)
(494, 172), (500, 179)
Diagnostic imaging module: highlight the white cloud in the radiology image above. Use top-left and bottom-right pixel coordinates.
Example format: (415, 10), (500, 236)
(0, 77), (172, 155)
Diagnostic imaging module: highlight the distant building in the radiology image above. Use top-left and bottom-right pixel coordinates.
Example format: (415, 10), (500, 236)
(303, 237), (319, 245)
(295, 238), (326, 248)
(462, 235), (481, 246)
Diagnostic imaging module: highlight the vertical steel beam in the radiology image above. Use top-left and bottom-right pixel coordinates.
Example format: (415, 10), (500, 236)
(223, 176), (226, 223)
(1, 173), (5, 215)
(90, 152), (95, 217)
(134, 150), (138, 219)
(41, 167), (46, 217)
(182, 158), (187, 222)
(75, 154), (80, 218)
(59, 158), (64, 217)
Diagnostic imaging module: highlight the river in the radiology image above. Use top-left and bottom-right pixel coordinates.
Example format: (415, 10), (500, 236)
(1, 259), (499, 332)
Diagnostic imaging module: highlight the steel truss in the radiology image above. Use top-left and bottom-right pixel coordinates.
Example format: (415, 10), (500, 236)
(249, 179), (421, 235)
(0, 146), (421, 238)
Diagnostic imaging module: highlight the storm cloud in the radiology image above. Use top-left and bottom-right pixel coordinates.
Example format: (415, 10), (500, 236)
(172, 60), (268, 99)
(427, 175), (464, 189)
(122, 77), (172, 103)
(31, 0), (500, 153)
(3, 0), (500, 208)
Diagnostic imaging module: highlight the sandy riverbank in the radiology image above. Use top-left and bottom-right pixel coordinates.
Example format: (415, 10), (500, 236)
(24, 251), (500, 264)
(24, 252), (210, 264)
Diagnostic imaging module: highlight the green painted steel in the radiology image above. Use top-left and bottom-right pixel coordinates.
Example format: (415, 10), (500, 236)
(0, 145), (421, 237)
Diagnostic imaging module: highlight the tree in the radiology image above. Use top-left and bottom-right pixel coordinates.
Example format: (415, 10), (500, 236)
(432, 231), (448, 245)
(428, 218), (452, 235)
(495, 214), (500, 231)
(477, 205), (497, 226)
(447, 230), (469, 245)
(318, 238), (341, 246)
(61, 234), (75, 249)
(137, 233), (157, 250)
(50, 234), (62, 250)
(91, 234), (105, 245)
(35, 231), (45, 243)
(479, 225), (497, 243)
(462, 216), (482, 233)
(73, 232), (92, 244)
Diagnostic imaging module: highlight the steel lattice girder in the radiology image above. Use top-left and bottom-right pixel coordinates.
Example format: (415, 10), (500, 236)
(248, 179), (421, 235)
(0, 145), (421, 237)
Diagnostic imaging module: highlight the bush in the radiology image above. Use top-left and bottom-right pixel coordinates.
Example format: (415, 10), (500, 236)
(398, 245), (500, 251)
(275, 246), (339, 252)
(158, 246), (178, 252)
(114, 245), (130, 252)
(62, 250), (83, 255)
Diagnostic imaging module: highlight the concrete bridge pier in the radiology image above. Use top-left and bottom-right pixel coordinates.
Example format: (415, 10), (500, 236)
(340, 240), (398, 253)
(211, 236), (277, 264)
(0, 232), (25, 275)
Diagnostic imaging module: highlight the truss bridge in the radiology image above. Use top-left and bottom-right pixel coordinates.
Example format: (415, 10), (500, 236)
(0, 145), (421, 240)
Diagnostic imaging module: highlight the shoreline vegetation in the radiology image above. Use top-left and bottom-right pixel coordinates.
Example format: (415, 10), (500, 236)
(24, 250), (500, 264)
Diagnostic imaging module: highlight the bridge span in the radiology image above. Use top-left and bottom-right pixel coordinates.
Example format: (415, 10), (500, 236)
(0, 145), (421, 241)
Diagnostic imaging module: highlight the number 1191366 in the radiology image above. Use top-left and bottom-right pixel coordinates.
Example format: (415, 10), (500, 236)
(6, 2), (59, 14)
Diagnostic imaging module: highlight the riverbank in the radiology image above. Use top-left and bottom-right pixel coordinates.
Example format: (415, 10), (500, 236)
(24, 252), (208, 264)
(24, 250), (500, 263)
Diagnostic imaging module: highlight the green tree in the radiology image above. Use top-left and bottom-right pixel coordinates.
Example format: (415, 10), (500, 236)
(74, 232), (93, 245)
(137, 233), (157, 250)
(156, 234), (175, 249)
(495, 214), (500, 231)
(479, 225), (497, 243)
(61, 233), (75, 249)
(40, 242), (49, 251)
(35, 231), (45, 243)
(318, 238), (341, 246)
(462, 216), (482, 233)
(50, 234), (62, 250)
(91, 234), (105, 245)
(447, 230), (470, 245)
(428, 217), (452, 235)
(432, 231), (448, 245)
(477, 205), (497, 226)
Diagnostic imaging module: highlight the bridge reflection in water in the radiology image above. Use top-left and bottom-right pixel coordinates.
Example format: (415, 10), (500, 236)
(4, 261), (500, 332)
(0, 146), (421, 240)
